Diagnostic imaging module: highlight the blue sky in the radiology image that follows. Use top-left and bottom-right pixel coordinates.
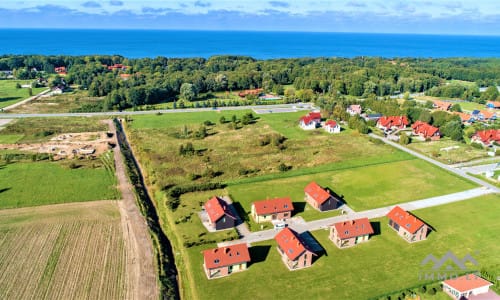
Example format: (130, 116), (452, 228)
(0, 0), (499, 35)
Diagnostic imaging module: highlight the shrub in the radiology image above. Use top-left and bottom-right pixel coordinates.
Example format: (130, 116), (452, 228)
(427, 287), (436, 295)
(471, 142), (484, 149)
(278, 163), (291, 172)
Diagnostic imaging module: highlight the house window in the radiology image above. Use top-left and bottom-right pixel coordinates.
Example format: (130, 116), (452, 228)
(284, 213), (289, 217)
(284, 204), (288, 208)
(214, 259), (220, 264)
(344, 230), (349, 235)
(222, 217), (226, 223)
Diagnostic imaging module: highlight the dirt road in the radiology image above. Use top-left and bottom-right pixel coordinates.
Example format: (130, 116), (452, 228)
(107, 119), (159, 300)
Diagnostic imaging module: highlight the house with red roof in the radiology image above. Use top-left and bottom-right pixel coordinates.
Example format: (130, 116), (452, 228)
(238, 88), (263, 98)
(386, 206), (429, 242)
(330, 218), (374, 248)
(476, 110), (497, 122)
(411, 121), (441, 140)
(471, 129), (500, 146)
(442, 274), (497, 300)
(454, 112), (475, 124)
(275, 227), (316, 270)
(202, 243), (251, 279)
(376, 116), (409, 131)
(251, 197), (294, 223)
(433, 100), (452, 111)
(324, 120), (340, 134)
(347, 104), (362, 116)
(304, 181), (341, 211)
(486, 101), (500, 109)
(203, 196), (237, 231)
(54, 66), (67, 76)
(107, 64), (127, 71)
(299, 111), (322, 130)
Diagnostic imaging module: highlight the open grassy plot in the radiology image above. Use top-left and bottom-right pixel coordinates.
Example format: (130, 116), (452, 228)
(0, 201), (128, 300)
(407, 138), (489, 164)
(0, 161), (119, 209)
(0, 117), (108, 143)
(228, 159), (476, 216)
(0, 80), (47, 108)
(182, 194), (500, 300)
(127, 111), (410, 189)
(9, 89), (105, 114)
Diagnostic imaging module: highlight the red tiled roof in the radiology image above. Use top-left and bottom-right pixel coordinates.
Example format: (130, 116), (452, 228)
(304, 181), (331, 205)
(433, 100), (452, 110)
(487, 101), (500, 108)
(120, 73), (131, 78)
(325, 120), (338, 127)
(386, 206), (426, 234)
(411, 121), (440, 138)
(275, 227), (313, 261)
(348, 105), (362, 113)
(238, 88), (263, 97)
(54, 66), (66, 73)
(377, 116), (409, 128)
(480, 110), (496, 119)
(203, 243), (251, 269)
(333, 218), (374, 239)
(454, 112), (473, 122)
(473, 129), (500, 144)
(443, 274), (492, 293)
(252, 197), (293, 215)
(299, 112), (321, 124)
(204, 196), (236, 223)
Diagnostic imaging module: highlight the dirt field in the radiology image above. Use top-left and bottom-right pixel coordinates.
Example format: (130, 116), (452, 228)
(0, 131), (113, 159)
(0, 201), (128, 300)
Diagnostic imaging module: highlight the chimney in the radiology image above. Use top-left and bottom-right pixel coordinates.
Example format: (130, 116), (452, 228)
(213, 249), (218, 253)
(350, 220), (354, 225)
(225, 247), (230, 254)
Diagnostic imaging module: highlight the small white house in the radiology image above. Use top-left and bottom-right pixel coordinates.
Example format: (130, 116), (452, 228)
(347, 104), (362, 116)
(324, 120), (340, 134)
(442, 274), (495, 299)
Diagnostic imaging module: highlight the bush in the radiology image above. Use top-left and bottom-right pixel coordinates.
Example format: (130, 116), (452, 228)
(427, 287), (436, 295)
(278, 163), (291, 172)
(471, 142), (484, 149)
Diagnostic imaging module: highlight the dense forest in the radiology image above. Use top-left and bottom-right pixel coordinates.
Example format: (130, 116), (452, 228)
(1, 55), (500, 112)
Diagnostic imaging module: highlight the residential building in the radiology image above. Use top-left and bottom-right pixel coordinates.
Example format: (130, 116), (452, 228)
(202, 243), (251, 279)
(386, 206), (429, 242)
(476, 110), (497, 122)
(433, 100), (452, 111)
(324, 120), (340, 134)
(471, 129), (500, 146)
(238, 88), (263, 98)
(304, 181), (341, 211)
(251, 197), (294, 223)
(54, 66), (67, 75)
(442, 274), (497, 300)
(377, 116), (409, 131)
(411, 121), (441, 140)
(275, 227), (316, 270)
(454, 112), (475, 124)
(330, 218), (374, 248)
(204, 196), (237, 230)
(362, 113), (383, 122)
(299, 111), (322, 130)
(347, 104), (362, 116)
(486, 101), (500, 109)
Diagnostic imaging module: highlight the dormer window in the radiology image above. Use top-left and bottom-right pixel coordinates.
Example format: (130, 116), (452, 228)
(214, 259), (220, 264)
(406, 224), (411, 228)
(344, 230), (349, 235)
(284, 204), (288, 208)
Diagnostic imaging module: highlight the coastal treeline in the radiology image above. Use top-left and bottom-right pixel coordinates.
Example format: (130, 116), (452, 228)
(1, 55), (499, 110)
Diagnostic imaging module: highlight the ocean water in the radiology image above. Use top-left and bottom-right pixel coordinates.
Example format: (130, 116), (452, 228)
(0, 29), (499, 59)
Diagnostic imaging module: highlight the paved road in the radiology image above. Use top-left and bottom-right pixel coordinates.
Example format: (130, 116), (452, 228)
(451, 157), (500, 168)
(460, 163), (498, 175)
(218, 187), (493, 247)
(368, 133), (500, 193)
(0, 103), (314, 119)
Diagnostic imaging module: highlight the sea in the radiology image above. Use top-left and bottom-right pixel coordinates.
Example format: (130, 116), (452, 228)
(0, 29), (499, 59)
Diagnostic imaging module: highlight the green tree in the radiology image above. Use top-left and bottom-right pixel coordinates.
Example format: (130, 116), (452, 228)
(399, 134), (411, 145)
(481, 86), (499, 101)
(180, 83), (197, 101)
(219, 116), (226, 124)
(450, 103), (462, 112)
(441, 120), (463, 141)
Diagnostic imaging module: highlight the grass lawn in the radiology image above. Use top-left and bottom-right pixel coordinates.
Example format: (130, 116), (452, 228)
(228, 159), (477, 215)
(0, 80), (47, 108)
(457, 101), (487, 112)
(0, 117), (108, 143)
(0, 161), (119, 208)
(181, 194), (500, 300)
(407, 138), (489, 164)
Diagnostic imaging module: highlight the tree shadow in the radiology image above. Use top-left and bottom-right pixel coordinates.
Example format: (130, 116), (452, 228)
(0, 97), (21, 103)
(0, 187), (11, 194)
(292, 202), (306, 216)
(248, 245), (271, 266)
(370, 221), (382, 237)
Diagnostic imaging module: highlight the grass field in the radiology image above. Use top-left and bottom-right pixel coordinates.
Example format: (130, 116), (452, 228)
(0, 161), (119, 209)
(8, 89), (105, 114)
(0, 117), (108, 143)
(0, 201), (128, 299)
(181, 194), (500, 300)
(0, 80), (47, 108)
(407, 138), (489, 164)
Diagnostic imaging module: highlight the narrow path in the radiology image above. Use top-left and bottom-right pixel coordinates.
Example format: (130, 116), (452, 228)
(218, 187), (493, 247)
(107, 120), (159, 300)
(368, 133), (500, 193)
(1, 89), (50, 111)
